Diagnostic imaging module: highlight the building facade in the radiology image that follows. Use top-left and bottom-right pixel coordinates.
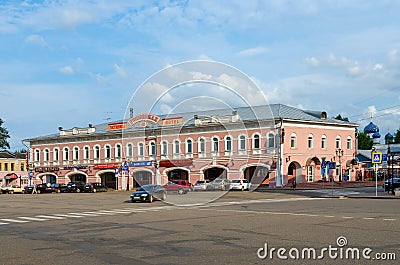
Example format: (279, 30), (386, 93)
(24, 104), (359, 189)
(0, 150), (29, 186)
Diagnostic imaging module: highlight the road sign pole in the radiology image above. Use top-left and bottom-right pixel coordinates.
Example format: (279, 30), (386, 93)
(375, 163), (378, 197)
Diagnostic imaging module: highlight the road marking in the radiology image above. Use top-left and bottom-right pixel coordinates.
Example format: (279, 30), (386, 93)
(36, 215), (66, 220)
(342, 216), (353, 219)
(54, 214), (84, 218)
(19, 217), (48, 222)
(68, 212), (99, 217)
(363, 217), (375, 220)
(383, 218), (396, 221)
(324, 216), (335, 218)
(0, 222), (9, 225)
(1, 219), (30, 223)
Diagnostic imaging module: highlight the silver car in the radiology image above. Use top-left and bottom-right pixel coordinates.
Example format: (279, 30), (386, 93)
(209, 179), (231, 191)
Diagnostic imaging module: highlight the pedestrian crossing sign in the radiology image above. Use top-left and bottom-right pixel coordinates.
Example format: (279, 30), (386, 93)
(372, 152), (382, 164)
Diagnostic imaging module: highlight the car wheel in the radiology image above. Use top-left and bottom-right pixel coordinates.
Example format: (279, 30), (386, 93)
(178, 188), (184, 195)
(161, 192), (167, 201)
(9, 190), (14, 194)
(56, 189), (61, 193)
(37, 189), (41, 194)
(76, 188), (80, 193)
(149, 195), (153, 203)
(131, 198), (135, 203)
(93, 189), (97, 193)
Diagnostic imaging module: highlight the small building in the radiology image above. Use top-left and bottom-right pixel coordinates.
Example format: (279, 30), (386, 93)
(0, 150), (29, 186)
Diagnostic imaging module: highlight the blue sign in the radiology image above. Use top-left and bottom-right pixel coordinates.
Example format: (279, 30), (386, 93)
(129, 161), (152, 167)
(29, 171), (33, 179)
(382, 154), (388, 162)
(372, 152), (382, 164)
(115, 168), (119, 174)
(328, 162), (336, 169)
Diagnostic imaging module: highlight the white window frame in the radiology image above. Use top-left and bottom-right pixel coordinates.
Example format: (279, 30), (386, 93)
(336, 136), (342, 149)
(238, 135), (247, 155)
(173, 139), (181, 159)
(252, 133), (261, 154)
(198, 137), (206, 158)
(63, 147), (70, 165)
(224, 135), (232, 156)
(127, 143), (133, 158)
(53, 148), (60, 165)
(267, 133), (275, 148)
(212, 136), (219, 156)
(321, 135), (327, 149)
(93, 145), (100, 163)
(138, 142), (144, 159)
(161, 140), (168, 158)
(307, 134), (314, 149)
(347, 136), (352, 150)
(104, 144), (111, 162)
(83, 146), (90, 164)
(290, 133), (297, 149)
(73, 146), (80, 164)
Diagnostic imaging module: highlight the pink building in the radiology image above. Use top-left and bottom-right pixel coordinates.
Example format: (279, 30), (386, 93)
(24, 104), (359, 189)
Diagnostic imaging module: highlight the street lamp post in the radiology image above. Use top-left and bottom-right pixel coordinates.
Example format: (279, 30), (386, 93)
(335, 148), (344, 182)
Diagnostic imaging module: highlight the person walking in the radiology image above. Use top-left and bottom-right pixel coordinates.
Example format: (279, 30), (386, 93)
(291, 179), (296, 190)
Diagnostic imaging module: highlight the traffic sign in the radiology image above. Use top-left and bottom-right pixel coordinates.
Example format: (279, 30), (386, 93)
(29, 171), (33, 179)
(372, 152), (382, 164)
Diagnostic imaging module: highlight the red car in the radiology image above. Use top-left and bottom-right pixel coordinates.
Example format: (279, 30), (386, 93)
(163, 180), (191, 195)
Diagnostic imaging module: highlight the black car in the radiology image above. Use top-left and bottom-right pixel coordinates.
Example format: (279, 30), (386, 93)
(36, 183), (56, 194)
(51, 183), (68, 193)
(84, 182), (108, 193)
(24, 185), (36, 194)
(383, 177), (400, 192)
(66, 181), (86, 193)
(130, 184), (166, 203)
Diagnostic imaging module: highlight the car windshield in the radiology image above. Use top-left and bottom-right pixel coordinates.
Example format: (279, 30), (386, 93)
(232, 180), (240, 183)
(213, 179), (222, 183)
(138, 185), (154, 192)
(195, 181), (205, 185)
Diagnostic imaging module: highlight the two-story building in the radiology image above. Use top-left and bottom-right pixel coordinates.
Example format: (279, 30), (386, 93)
(0, 150), (28, 186)
(24, 104), (359, 189)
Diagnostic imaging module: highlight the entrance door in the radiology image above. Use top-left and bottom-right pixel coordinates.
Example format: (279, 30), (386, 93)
(204, 167), (227, 181)
(244, 166), (268, 182)
(101, 172), (116, 189)
(132, 171), (152, 187)
(167, 169), (188, 181)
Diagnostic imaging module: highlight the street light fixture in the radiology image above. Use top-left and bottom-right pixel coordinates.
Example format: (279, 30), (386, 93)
(335, 148), (344, 182)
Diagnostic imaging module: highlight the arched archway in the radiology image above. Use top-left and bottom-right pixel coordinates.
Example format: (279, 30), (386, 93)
(240, 164), (269, 183)
(287, 161), (302, 184)
(201, 165), (228, 181)
(305, 157), (321, 182)
(132, 169), (153, 187)
(65, 171), (87, 183)
(36, 172), (58, 184)
(163, 167), (190, 182)
(97, 169), (116, 189)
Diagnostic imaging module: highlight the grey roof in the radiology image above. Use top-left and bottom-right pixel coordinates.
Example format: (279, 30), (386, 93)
(25, 104), (358, 142)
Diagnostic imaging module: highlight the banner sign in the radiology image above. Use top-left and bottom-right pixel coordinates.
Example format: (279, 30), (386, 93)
(129, 161), (153, 167)
(128, 113), (161, 127)
(107, 122), (127, 131)
(159, 159), (193, 168)
(161, 117), (184, 126)
(93, 163), (119, 169)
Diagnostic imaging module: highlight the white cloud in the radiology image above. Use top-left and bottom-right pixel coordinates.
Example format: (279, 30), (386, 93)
(113, 64), (127, 78)
(373, 64), (383, 71)
(368, 105), (377, 118)
(59, 66), (74, 75)
(237, 47), (268, 57)
(305, 57), (320, 67)
(25, 34), (49, 47)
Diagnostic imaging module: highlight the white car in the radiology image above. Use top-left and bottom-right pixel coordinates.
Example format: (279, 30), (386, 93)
(193, 180), (210, 191)
(230, 179), (251, 191)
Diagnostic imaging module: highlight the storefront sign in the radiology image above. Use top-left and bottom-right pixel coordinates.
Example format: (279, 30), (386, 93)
(35, 166), (59, 173)
(107, 122), (127, 131)
(127, 113), (161, 127)
(161, 117), (184, 126)
(93, 163), (119, 169)
(129, 161), (153, 167)
(159, 159), (193, 168)
(63, 165), (88, 170)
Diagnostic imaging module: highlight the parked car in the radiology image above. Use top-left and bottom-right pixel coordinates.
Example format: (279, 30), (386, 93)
(130, 184), (166, 203)
(163, 180), (190, 195)
(209, 179), (231, 191)
(1, 184), (25, 194)
(51, 183), (68, 193)
(193, 180), (210, 191)
(230, 179), (251, 191)
(24, 185), (36, 194)
(66, 181), (86, 193)
(383, 177), (400, 192)
(36, 183), (56, 194)
(84, 182), (108, 193)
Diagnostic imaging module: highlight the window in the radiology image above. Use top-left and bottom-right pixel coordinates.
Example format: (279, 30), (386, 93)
(174, 140), (180, 154)
(199, 138), (205, 153)
(84, 146), (89, 159)
(239, 135), (246, 150)
(35, 149), (40, 162)
(54, 148), (59, 162)
(44, 149), (50, 162)
(290, 133), (297, 148)
(336, 136), (341, 149)
(267, 133), (275, 148)
(127, 143), (133, 157)
(225, 136), (232, 151)
(212, 137), (219, 153)
(20, 163), (24, 171)
(115, 144), (122, 158)
(321, 135), (327, 149)
(4, 163), (8, 171)
(94, 146), (100, 159)
(105, 145), (111, 159)
(308, 134), (314, 149)
(253, 134), (260, 149)
(11, 163), (14, 171)
(186, 139), (193, 153)
(161, 141), (168, 156)
(63, 147), (69, 162)
(138, 143), (144, 157)
(149, 141), (156, 156)
(347, 136), (352, 150)
(73, 147), (79, 160)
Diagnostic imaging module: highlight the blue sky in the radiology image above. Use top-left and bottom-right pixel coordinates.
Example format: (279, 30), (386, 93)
(1, 0), (400, 150)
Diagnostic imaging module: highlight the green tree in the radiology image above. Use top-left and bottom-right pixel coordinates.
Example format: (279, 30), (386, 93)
(357, 131), (373, 150)
(394, 129), (400, 144)
(0, 118), (10, 150)
(335, 114), (350, 122)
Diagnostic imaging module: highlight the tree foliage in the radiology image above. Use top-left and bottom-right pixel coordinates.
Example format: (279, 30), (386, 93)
(394, 129), (400, 144)
(335, 114), (350, 122)
(0, 118), (10, 150)
(357, 131), (373, 150)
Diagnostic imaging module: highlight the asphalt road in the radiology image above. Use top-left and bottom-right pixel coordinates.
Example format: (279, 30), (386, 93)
(0, 189), (399, 265)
